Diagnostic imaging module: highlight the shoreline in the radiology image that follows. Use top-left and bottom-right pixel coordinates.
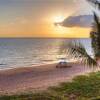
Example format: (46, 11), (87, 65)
(0, 62), (98, 95)
(0, 60), (78, 71)
(0, 62), (57, 71)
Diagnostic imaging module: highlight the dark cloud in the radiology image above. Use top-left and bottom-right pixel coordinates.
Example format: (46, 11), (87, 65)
(55, 15), (93, 28)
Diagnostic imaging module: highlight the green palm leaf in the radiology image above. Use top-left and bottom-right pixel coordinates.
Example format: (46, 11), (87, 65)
(90, 13), (100, 58)
(68, 41), (97, 67)
(86, 0), (100, 58)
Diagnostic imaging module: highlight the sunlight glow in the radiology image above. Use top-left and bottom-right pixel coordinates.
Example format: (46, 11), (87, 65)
(53, 15), (65, 23)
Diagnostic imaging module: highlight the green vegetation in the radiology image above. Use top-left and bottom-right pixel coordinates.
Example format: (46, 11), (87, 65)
(0, 93), (63, 100)
(0, 71), (100, 100)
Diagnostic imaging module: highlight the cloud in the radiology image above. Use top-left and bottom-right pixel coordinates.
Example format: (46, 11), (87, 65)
(55, 15), (93, 28)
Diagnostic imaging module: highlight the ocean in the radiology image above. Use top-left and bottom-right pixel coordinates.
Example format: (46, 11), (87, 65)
(0, 38), (92, 70)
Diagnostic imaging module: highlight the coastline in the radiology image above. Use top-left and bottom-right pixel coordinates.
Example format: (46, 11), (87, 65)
(0, 61), (58, 71)
(0, 62), (98, 95)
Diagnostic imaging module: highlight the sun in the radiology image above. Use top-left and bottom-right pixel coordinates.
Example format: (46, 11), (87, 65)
(50, 15), (70, 35)
(53, 15), (65, 23)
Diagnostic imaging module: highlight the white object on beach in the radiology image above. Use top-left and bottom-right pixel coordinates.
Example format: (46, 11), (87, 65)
(56, 60), (71, 68)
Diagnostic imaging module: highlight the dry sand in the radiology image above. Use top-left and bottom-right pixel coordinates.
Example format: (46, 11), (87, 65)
(0, 62), (98, 95)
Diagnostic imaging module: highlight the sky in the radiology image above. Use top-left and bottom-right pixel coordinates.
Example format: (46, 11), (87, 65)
(0, 0), (94, 38)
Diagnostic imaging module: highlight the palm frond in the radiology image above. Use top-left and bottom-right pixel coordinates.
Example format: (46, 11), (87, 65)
(92, 12), (100, 32)
(90, 31), (98, 57)
(87, 0), (100, 9)
(67, 41), (97, 67)
(90, 13), (100, 58)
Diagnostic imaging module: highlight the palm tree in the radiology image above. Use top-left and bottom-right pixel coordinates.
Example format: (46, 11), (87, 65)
(87, 0), (100, 60)
(61, 0), (100, 67)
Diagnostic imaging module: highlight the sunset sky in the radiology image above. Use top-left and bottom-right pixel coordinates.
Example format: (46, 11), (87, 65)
(0, 0), (94, 38)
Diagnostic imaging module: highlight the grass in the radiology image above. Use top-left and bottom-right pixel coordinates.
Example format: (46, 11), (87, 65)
(0, 93), (63, 100)
(0, 72), (100, 100)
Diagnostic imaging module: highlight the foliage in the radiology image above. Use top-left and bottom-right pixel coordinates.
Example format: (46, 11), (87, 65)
(0, 93), (64, 100)
(88, 0), (100, 58)
(67, 41), (97, 67)
(49, 71), (100, 100)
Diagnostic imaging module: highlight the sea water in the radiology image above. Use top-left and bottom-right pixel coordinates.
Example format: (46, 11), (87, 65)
(0, 38), (92, 70)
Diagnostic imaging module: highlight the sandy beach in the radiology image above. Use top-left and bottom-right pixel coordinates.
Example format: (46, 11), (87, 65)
(0, 62), (97, 95)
